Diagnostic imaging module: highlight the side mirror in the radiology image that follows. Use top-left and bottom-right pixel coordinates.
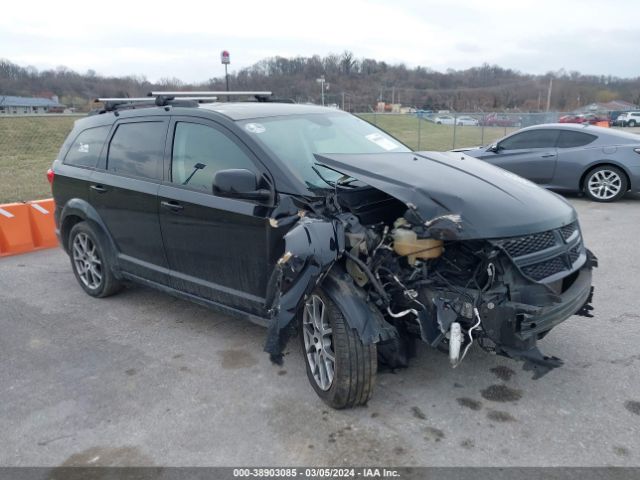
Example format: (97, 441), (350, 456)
(488, 144), (500, 153)
(213, 169), (271, 202)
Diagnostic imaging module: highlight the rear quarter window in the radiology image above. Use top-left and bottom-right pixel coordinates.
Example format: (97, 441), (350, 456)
(63, 126), (111, 168)
(107, 122), (166, 180)
(557, 131), (597, 148)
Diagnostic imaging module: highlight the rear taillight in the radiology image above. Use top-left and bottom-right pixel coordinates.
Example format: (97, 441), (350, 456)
(47, 168), (55, 185)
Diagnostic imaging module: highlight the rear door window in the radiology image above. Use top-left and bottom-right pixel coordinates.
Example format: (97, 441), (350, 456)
(557, 131), (597, 148)
(64, 126), (111, 168)
(107, 122), (166, 180)
(170, 122), (258, 192)
(499, 129), (559, 150)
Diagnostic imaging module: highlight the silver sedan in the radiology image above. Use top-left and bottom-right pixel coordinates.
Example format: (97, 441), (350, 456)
(459, 123), (640, 202)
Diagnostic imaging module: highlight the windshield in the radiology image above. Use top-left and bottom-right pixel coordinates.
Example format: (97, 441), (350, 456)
(238, 112), (410, 188)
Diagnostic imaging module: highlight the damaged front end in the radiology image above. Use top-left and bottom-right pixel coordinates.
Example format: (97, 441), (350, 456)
(263, 151), (597, 378)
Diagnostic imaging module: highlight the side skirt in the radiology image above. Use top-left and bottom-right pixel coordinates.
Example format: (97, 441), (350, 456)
(120, 272), (270, 328)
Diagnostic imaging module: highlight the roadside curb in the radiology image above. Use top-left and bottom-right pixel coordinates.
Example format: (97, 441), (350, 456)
(0, 199), (57, 257)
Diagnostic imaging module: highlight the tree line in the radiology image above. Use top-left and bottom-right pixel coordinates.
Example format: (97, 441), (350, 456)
(1, 52), (639, 112)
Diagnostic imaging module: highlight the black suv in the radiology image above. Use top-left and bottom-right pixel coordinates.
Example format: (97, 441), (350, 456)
(51, 93), (596, 409)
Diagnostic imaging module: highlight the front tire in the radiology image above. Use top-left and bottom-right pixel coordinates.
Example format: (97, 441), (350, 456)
(68, 222), (123, 298)
(583, 165), (627, 202)
(300, 290), (377, 409)
(629, 120), (637, 127)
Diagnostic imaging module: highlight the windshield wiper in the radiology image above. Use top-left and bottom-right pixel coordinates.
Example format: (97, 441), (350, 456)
(311, 165), (336, 188)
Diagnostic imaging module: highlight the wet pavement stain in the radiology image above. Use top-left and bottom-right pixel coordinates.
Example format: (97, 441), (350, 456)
(179, 366), (191, 373)
(370, 412), (380, 418)
(613, 446), (630, 457)
(424, 427), (445, 442)
(460, 439), (475, 449)
(481, 384), (523, 402)
(59, 446), (154, 466)
(125, 368), (136, 376)
(172, 353), (184, 359)
(277, 370), (287, 376)
(218, 349), (259, 369)
(490, 365), (515, 382)
(456, 397), (482, 411)
(624, 400), (640, 415)
(487, 410), (517, 422)
(393, 446), (406, 455)
(411, 406), (427, 420)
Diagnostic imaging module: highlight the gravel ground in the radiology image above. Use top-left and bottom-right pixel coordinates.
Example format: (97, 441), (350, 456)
(0, 193), (639, 467)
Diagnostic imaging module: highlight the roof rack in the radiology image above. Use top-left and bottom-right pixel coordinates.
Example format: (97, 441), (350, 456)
(93, 90), (276, 113)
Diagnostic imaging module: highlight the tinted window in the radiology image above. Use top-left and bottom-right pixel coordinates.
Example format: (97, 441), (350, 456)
(557, 131), (597, 148)
(499, 130), (559, 150)
(171, 122), (257, 192)
(107, 122), (166, 180)
(64, 126), (110, 168)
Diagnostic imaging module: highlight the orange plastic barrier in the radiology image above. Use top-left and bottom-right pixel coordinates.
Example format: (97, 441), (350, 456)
(596, 121), (609, 128)
(0, 198), (58, 257)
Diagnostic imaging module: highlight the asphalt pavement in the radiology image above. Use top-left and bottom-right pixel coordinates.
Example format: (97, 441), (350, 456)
(0, 193), (639, 467)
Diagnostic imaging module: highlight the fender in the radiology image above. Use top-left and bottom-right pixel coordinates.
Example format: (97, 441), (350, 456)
(59, 198), (121, 276)
(321, 266), (397, 345)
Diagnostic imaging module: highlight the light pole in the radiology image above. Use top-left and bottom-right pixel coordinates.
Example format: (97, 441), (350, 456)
(316, 76), (325, 106)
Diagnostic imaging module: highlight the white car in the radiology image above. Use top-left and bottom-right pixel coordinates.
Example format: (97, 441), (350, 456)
(434, 115), (479, 126)
(616, 112), (640, 127)
(456, 115), (479, 126)
(434, 115), (455, 125)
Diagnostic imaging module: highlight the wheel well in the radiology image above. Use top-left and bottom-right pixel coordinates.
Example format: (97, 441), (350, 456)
(60, 215), (84, 252)
(580, 163), (631, 192)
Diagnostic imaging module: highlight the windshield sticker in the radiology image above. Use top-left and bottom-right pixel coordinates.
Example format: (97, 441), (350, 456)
(78, 142), (89, 153)
(365, 133), (400, 151)
(245, 123), (266, 134)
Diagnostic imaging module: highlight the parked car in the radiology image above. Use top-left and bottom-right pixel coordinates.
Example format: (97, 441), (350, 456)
(480, 113), (521, 127)
(459, 123), (640, 202)
(455, 115), (479, 126)
(615, 111), (640, 127)
(434, 114), (455, 125)
(559, 113), (606, 125)
(50, 95), (596, 409)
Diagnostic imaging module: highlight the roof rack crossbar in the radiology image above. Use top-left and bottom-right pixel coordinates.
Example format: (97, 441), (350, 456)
(149, 91), (272, 97)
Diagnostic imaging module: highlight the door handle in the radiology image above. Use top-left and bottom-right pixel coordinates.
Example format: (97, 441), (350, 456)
(160, 200), (184, 212)
(541, 153), (556, 158)
(90, 184), (108, 193)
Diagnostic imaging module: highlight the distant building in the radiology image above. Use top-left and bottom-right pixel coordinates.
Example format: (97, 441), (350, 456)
(0, 95), (66, 114)
(577, 100), (638, 114)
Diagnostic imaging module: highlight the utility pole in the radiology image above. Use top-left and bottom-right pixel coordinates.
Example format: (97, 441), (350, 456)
(316, 76), (326, 106)
(342, 92), (345, 111)
(391, 86), (395, 105)
(546, 77), (553, 112)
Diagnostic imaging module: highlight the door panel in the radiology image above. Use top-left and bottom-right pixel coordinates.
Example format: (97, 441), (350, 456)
(91, 118), (169, 283)
(158, 117), (276, 315)
(482, 129), (560, 184)
(158, 185), (272, 314)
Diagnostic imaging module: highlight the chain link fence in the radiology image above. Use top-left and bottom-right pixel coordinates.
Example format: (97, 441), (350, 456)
(0, 114), (82, 203)
(1, 110), (630, 204)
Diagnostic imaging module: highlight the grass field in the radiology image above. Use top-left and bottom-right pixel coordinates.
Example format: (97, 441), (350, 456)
(0, 116), (77, 203)
(0, 113), (637, 204)
(357, 113), (517, 151)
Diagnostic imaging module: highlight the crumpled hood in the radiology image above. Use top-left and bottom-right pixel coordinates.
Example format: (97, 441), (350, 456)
(314, 151), (576, 239)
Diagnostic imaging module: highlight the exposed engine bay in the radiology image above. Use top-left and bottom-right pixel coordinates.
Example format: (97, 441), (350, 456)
(263, 152), (597, 379)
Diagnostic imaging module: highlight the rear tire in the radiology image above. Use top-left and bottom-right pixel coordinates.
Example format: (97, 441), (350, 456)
(68, 222), (123, 298)
(300, 290), (377, 409)
(629, 120), (637, 127)
(583, 165), (627, 202)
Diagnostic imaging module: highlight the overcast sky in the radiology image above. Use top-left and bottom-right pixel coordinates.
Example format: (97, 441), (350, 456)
(2, 0), (639, 82)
